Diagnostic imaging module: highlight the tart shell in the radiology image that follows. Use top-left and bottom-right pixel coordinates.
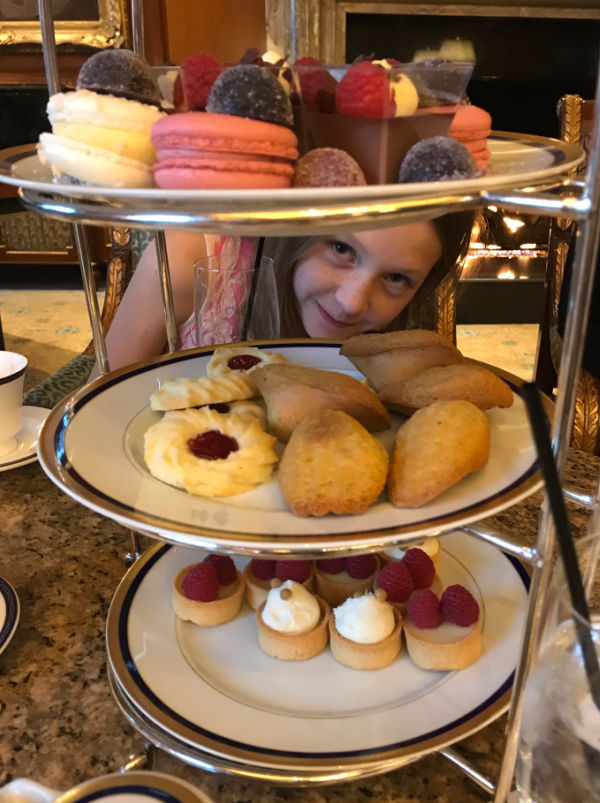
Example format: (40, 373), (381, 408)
(173, 566), (245, 626)
(404, 618), (482, 670)
(256, 596), (330, 660)
(329, 606), (403, 670)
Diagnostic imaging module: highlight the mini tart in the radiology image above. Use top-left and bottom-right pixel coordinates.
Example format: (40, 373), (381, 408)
(207, 345), (288, 395)
(256, 596), (331, 660)
(243, 562), (315, 610)
(173, 565), (245, 626)
(380, 538), (441, 571)
(315, 556), (380, 607)
(329, 607), (403, 671)
(404, 617), (482, 670)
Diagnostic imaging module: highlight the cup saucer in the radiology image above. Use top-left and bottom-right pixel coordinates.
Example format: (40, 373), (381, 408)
(0, 405), (50, 472)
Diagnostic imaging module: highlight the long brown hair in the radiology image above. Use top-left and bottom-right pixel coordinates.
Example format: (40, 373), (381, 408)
(261, 210), (475, 337)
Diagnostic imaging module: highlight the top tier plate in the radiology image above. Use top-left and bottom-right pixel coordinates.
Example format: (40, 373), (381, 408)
(0, 132), (583, 235)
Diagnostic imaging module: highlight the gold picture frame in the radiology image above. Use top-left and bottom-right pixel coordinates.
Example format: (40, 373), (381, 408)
(0, 0), (127, 48)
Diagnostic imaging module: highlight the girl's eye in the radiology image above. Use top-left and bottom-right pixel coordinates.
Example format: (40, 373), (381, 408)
(330, 240), (354, 259)
(386, 272), (410, 287)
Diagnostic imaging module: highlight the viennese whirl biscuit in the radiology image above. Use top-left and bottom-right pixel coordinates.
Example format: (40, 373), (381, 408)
(340, 329), (463, 391)
(380, 363), (514, 414)
(278, 409), (389, 516)
(207, 345), (288, 394)
(144, 407), (278, 496)
(150, 373), (254, 411)
(387, 400), (490, 507)
(252, 363), (390, 442)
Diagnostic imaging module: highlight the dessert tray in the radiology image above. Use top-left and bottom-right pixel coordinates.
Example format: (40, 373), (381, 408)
(0, 134), (583, 234)
(37, 341), (549, 556)
(106, 531), (529, 779)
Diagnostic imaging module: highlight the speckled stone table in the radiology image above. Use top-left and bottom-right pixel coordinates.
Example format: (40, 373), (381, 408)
(1, 451), (598, 802)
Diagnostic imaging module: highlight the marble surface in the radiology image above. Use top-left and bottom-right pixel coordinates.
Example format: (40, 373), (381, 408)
(1, 452), (598, 802)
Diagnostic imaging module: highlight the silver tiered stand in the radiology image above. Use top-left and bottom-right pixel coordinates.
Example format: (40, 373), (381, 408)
(8, 1), (599, 800)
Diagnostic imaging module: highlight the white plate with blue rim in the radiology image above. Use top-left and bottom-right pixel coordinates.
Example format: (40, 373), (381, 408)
(0, 575), (19, 655)
(50, 772), (214, 803)
(106, 531), (529, 777)
(0, 406), (49, 473)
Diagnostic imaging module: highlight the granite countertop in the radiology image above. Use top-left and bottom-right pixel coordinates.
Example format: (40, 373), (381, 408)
(1, 451), (598, 802)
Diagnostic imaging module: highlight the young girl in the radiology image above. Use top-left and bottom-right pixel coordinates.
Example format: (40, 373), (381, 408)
(95, 210), (474, 375)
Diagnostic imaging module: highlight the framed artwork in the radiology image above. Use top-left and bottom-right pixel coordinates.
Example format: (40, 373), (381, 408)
(0, 0), (127, 48)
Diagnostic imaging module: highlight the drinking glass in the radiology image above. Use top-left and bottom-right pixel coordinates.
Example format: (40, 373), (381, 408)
(0, 351), (27, 456)
(193, 251), (279, 346)
(515, 534), (600, 802)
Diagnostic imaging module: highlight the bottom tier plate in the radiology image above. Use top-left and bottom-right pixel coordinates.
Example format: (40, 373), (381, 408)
(106, 532), (529, 777)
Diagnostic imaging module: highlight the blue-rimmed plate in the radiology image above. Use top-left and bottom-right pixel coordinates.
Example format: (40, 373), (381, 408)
(106, 532), (529, 776)
(0, 575), (19, 655)
(37, 342), (547, 556)
(0, 406), (49, 473)
(52, 772), (214, 803)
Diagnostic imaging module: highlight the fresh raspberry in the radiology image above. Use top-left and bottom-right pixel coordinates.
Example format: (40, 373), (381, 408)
(249, 558), (276, 581)
(345, 554), (377, 579)
(316, 557), (345, 575)
(440, 585), (480, 627)
(181, 562), (219, 602)
(203, 554), (237, 585)
(401, 548), (435, 590)
(275, 559), (312, 583)
(294, 56), (336, 112)
(178, 52), (222, 110)
(336, 61), (396, 118)
(407, 589), (441, 629)
(376, 561), (414, 603)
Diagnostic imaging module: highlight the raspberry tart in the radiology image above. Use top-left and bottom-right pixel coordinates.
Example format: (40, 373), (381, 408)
(173, 555), (245, 626)
(256, 579), (330, 660)
(329, 589), (402, 670)
(374, 547), (442, 613)
(404, 584), (482, 670)
(314, 553), (380, 607)
(243, 558), (314, 609)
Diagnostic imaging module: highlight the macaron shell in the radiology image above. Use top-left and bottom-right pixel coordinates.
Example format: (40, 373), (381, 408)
(448, 104), (492, 140)
(154, 156), (294, 189)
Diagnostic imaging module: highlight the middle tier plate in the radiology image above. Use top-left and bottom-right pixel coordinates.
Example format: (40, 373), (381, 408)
(37, 341), (544, 555)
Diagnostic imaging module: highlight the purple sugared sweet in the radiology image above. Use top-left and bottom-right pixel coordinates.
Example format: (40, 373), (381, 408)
(76, 49), (162, 107)
(398, 136), (478, 182)
(293, 147), (367, 187)
(206, 64), (293, 127)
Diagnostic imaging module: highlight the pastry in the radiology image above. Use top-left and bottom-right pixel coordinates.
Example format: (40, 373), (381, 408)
(314, 554), (380, 607)
(387, 400), (491, 507)
(243, 558), (314, 609)
(340, 329), (463, 392)
(404, 584), (482, 670)
(380, 537), (441, 570)
(207, 345), (288, 396)
(398, 136), (478, 183)
(449, 104), (492, 170)
(39, 50), (165, 188)
(150, 374), (255, 411)
(173, 556), (245, 626)
(197, 400), (266, 428)
(278, 409), (389, 516)
(374, 548), (442, 613)
(380, 363), (514, 414)
(144, 407), (278, 496)
(256, 580), (330, 660)
(329, 590), (402, 670)
(252, 363), (390, 441)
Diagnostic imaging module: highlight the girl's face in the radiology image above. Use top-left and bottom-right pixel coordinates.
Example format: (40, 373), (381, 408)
(292, 223), (443, 339)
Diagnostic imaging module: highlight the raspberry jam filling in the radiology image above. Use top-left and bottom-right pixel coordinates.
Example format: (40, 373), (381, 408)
(188, 430), (239, 460)
(208, 402), (231, 413)
(227, 354), (261, 371)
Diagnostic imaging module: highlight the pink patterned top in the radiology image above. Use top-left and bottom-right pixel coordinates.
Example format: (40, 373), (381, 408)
(178, 235), (257, 349)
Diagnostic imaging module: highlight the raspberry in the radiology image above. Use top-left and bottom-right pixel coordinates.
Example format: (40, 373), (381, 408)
(376, 561), (414, 603)
(401, 548), (435, 589)
(440, 585), (480, 627)
(345, 554), (377, 579)
(203, 554), (237, 585)
(249, 558), (276, 581)
(336, 61), (396, 118)
(316, 557), (345, 575)
(407, 589), (441, 629)
(181, 562), (219, 602)
(178, 52), (222, 110)
(294, 56), (336, 112)
(275, 559), (312, 583)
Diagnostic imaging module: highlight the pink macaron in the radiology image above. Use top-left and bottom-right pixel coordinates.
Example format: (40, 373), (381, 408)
(448, 104), (492, 169)
(151, 112), (299, 189)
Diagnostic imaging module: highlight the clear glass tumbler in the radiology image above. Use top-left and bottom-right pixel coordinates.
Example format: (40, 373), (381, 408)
(193, 250), (279, 347)
(515, 534), (600, 802)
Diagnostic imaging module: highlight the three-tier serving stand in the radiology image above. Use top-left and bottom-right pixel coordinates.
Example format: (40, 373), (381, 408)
(5, 2), (600, 800)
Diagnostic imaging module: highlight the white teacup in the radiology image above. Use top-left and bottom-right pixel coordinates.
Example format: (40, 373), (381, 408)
(0, 351), (27, 456)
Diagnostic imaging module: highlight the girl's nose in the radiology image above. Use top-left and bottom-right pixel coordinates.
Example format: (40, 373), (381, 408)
(334, 276), (371, 317)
